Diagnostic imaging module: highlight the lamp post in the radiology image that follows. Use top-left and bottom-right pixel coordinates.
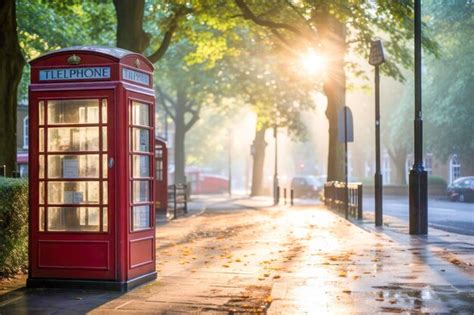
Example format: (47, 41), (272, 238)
(273, 124), (279, 205)
(369, 39), (386, 227)
(409, 0), (428, 235)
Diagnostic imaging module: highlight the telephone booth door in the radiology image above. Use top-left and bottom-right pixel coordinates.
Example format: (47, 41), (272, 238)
(29, 90), (115, 280)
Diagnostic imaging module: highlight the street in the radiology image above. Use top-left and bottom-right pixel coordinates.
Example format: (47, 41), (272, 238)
(363, 195), (474, 236)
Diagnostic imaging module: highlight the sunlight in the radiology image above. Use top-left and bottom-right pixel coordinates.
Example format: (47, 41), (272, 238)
(299, 50), (327, 75)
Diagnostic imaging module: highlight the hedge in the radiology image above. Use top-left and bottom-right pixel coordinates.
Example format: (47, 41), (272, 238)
(0, 177), (28, 278)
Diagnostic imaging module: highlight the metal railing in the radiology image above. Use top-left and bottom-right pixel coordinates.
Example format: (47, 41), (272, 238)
(167, 184), (188, 219)
(324, 181), (363, 220)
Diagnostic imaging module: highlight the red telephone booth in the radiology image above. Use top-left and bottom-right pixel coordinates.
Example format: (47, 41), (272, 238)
(154, 137), (168, 214)
(27, 46), (156, 291)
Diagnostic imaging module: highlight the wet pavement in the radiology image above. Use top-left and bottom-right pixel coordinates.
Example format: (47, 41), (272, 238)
(0, 197), (473, 314)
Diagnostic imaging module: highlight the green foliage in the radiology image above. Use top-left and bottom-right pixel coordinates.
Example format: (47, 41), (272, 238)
(0, 178), (28, 278)
(16, 0), (116, 100)
(428, 175), (447, 187)
(387, 2), (473, 162)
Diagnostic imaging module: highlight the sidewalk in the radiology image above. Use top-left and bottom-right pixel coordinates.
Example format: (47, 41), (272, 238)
(0, 196), (473, 314)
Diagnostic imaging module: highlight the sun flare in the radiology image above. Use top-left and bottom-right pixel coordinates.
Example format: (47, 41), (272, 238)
(299, 50), (327, 75)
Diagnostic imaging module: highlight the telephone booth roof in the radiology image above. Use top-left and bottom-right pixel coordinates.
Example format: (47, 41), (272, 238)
(29, 46), (154, 88)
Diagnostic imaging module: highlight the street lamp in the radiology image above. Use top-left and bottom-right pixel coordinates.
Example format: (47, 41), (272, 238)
(369, 39), (386, 227)
(409, 0), (428, 235)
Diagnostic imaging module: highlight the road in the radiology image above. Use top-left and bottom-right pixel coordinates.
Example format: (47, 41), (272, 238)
(363, 195), (474, 236)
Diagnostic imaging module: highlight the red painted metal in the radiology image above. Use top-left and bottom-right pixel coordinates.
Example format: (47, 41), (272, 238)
(154, 137), (168, 214)
(28, 46), (156, 288)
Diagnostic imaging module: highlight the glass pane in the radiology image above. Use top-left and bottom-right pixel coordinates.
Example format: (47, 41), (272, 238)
(39, 101), (44, 125)
(39, 207), (45, 231)
(102, 127), (107, 151)
(102, 207), (108, 232)
(39, 181), (44, 204)
(48, 155), (99, 178)
(132, 180), (150, 203)
(102, 155), (108, 178)
(48, 99), (99, 124)
(103, 181), (108, 204)
(101, 99), (107, 123)
(39, 155), (44, 179)
(156, 159), (163, 181)
(131, 128), (150, 152)
(48, 181), (100, 204)
(132, 155), (150, 177)
(47, 207), (100, 232)
(131, 101), (149, 126)
(48, 127), (99, 152)
(39, 128), (44, 152)
(132, 205), (150, 231)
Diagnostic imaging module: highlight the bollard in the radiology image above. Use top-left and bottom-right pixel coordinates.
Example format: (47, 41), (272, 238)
(0, 165), (6, 177)
(357, 184), (363, 220)
(290, 189), (294, 206)
(284, 188), (287, 205)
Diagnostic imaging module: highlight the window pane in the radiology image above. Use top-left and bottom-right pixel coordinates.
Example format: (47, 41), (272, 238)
(101, 99), (107, 124)
(102, 207), (108, 232)
(48, 127), (99, 152)
(131, 128), (150, 152)
(39, 181), (44, 204)
(132, 155), (150, 177)
(48, 155), (99, 178)
(39, 155), (44, 179)
(102, 127), (107, 151)
(102, 154), (108, 178)
(39, 128), (44, 152)
(47, 207), (100, 232)
(39, 101), (44, 125)
(48, 99), (99, 124)
(131, 101), (149, 126)
(39, 207), (45, 231)
(103, 181), (108, 204)
(132, 205), (150, 231)
(132, 180), (150, 203)
(48, 181), (100, 204)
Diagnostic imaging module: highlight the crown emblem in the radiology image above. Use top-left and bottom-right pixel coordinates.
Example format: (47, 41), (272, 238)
(134, 58), (141, 68)
(67, 54), (81, 65)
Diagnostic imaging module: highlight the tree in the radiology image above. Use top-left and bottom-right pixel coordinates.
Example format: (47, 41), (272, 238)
(219, 39), (316, 195)
(0, 0), (25, 175)
(113, 0), (190, 60)
(155, 40), (233, 184)
(227, 0), (438, 181)
(387, 1), (473, 175)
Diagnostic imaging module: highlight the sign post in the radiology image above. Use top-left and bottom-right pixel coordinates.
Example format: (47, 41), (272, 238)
(369, 39), (386, 227)
(338, 106), (354, 219)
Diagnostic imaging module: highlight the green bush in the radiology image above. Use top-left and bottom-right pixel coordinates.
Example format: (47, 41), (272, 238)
(0, 177), (28, 278)
(428, 175), (447, 187)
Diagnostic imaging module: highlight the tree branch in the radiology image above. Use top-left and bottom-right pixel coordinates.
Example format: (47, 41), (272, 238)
(185, 106), (201, 132)
(146, 6), (192, 63)
(234, 0), (314, 42)
(156, 85), (176, 121)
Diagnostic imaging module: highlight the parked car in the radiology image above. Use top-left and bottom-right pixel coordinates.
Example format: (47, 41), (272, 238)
(291, 175), (322, 198)
(447, 176), (474, 202)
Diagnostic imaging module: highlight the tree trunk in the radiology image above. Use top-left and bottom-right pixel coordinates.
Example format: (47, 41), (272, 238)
(251, 124), (267, 196)
(174, 85), (187, 184)
(313, 9), (346, 182)
(113, 0), (149, 53)
(388, 148), (408, 185)
(0, 0), (25, 175)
